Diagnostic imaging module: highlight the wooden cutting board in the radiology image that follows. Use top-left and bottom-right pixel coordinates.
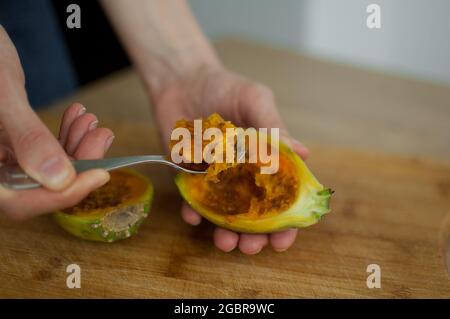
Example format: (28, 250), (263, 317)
(1, 40), (449, 297)
(0, 129), (449, 298)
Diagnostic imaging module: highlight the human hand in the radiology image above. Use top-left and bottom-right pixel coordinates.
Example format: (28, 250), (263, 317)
(0, 27), (114, 220)
(0, 102), (115, 221)
(153, 66), (309, 254)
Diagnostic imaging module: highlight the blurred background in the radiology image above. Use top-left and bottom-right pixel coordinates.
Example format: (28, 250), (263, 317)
(2, 0), (449, 106)
(190, 0), (450, 85)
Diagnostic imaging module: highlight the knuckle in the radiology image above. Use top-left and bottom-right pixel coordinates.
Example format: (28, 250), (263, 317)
(70, 113), (97, 132)
(93, 127), (113, 139)
(17, 129), (48, 149)
(79, 112), (97, 123)
(242, 83), (273, 102)
(256, 83), (274, 99)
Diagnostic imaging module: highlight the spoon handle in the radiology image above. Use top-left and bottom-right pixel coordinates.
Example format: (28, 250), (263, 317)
(73, 155), (168, 172)
(0, 155), (203, 190)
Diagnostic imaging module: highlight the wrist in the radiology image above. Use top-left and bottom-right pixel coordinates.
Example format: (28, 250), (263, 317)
(142, 50), (223, 103)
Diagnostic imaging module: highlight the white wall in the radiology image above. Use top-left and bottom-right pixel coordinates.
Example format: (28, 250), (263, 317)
(189, 0), (450, 85)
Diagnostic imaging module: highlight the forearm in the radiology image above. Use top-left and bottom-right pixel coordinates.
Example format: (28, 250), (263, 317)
(100, 0), (221, 100)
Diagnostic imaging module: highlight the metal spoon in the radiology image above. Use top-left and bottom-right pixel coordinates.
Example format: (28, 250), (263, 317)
(0, 155), (205, 190)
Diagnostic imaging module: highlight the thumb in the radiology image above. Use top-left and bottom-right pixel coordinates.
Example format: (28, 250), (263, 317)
(1, 104), (75, 191)
(239, 83), (309, 159)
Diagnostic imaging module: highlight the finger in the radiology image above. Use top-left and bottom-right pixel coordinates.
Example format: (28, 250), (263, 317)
(0, 146), (7, 163)
(270, 228), (298, 252)
(0, 104), (75, 191)
(239, 83), (285, 132)
(238, 84), (308, 156)
(72, 128), (114, 160)
(214, 228), (239, 252)
(64, 113), (98, 155)
(291, 139), (309, 160)
(0, 169), (110, 221)
(238, 233), (269, 255)
(0, 130), (11, 146)
(58, 102), (86, 146)
(181, 202), (202, 226)
(0, 145), (15, 164)
(152, 88), (192, 148)
(277, 127), (310, 161)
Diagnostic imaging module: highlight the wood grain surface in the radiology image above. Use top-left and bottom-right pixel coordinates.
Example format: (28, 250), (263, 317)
(0, 40), (449, 298)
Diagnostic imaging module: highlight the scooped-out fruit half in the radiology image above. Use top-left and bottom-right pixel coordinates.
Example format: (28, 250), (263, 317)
(53, 169), (153, 242)
(171, 113), (332, 233)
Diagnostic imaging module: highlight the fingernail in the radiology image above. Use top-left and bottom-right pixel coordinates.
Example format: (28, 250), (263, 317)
(104, 135), (115, 151)
(273, 247), (288, 253)
(88, 120), (98, 131)
(77, 105), (87, 117)
(245, 247), (263, 255)
(39, 156), (72, 188)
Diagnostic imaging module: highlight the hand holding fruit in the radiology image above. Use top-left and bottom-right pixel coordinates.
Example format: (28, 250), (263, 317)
(152, 65), (310, 254)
